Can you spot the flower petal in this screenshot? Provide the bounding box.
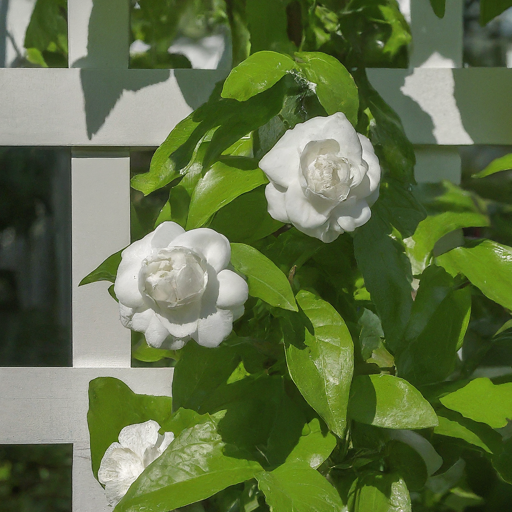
[150,221,186,249]
[156,301,200,339]
[119,304,153,332]
[359,134,381,196]
[118,420,160,460]
[285,179,329,230]
[334,200,371,232]
[115,260,145,308]
[265,183,289,223]
[144,314,176,348]
[194,308,234,348]
[169,228,231,272]
[216,269,249,309]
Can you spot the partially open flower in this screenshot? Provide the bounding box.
[259,113,381,242]
[114,222,248,349]
[98,420,174,506]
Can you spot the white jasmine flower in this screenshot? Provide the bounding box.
[259,113,381,242]
[98,420,174,506]
[114,222,248,349]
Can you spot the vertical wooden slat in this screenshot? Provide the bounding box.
[68,1,132,510]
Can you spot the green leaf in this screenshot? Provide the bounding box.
[79,249,123,286]
[429,0,446,18]
[284,290,354,438]
[494,437,512,484]
[131,109,202,195]
[434,408,502,455]
[354,211,412,352]
[387,440,428,491]
[230,243,297,311]
[172,341,242,412]
[353,473,411,512]
[116,412,263,512]
[210,186,283,243]
[24,0,68,64]
[187,160,267,229]
[246,0,296,55]
[295,52,359,126]
[132,81,286,195]
[439,377,512,428]
[257,463,344,511]
[473,153,512,178]
[132,336,176,363]
[396,265,471,386]
[358,309,394,369]
[348,374,438,429]
[87,377,172,478]
[222,51,296,102]
[437,239,512,311]
[284,417,337,469]
[406,212,489,275]
[480,0,512,25]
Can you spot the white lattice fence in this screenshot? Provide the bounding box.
[0,0,511,511]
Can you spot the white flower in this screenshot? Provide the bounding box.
[114,222,248,349]
[98,420,174,506]
[259,113,381,243]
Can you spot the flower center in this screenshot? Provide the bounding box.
[139,247,208,309]
[304,153,353,201]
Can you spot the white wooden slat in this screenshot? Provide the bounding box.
[0,68,225,146]
[408,0,463,68]
[0,68,510,146]
[0,366,173,512]
[72,152,132,368]
[0,367,173,443]
[68,0,129,68]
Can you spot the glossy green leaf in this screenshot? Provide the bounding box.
[295,52,359,126]
[407,211,489,274]
[285,290,354,438]
[131,111,203,195]
[187,160,267,229]
[116,412,263,512]
[473,153,512,178]
[87,377,172,478]
[222,51,296,101]
[131,336,176,363]
[79,249,123,286]
[284,417,337,469]
[257,463,344,512]
[480,0,512,25]
[172,341,242,412]
[434,409,502,455]
[354,211,413,351]
[396,266,471,386]
[230,243,297,311]
[348,375,438,429]
[439,377,512,428]
[210,186,283,243]
[437,239,512,311]
[354,474,411,512]
[359,309,394,369]
[132,82,285,195]
[429,0,446,18]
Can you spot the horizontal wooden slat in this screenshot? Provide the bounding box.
[0,367,173,444]
[0,68,511,147]
[0,68,226,147]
